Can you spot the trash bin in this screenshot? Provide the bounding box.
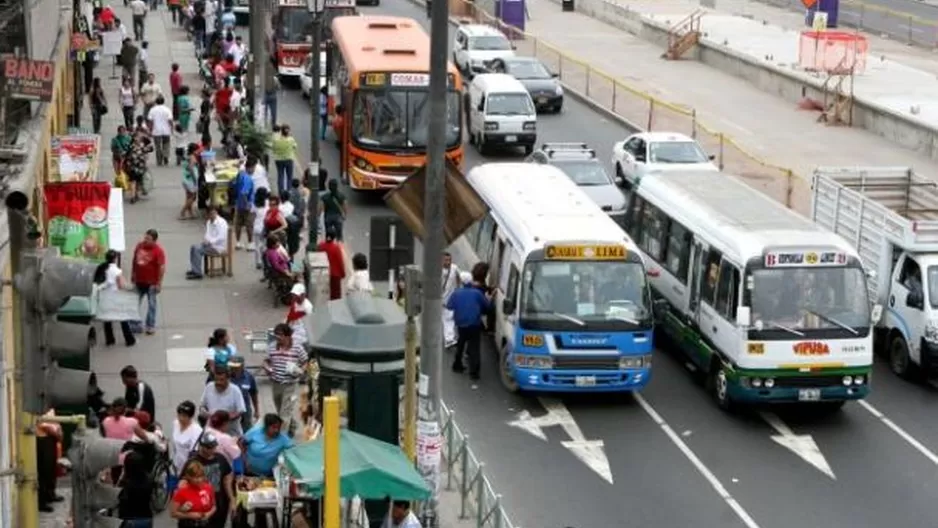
[562,0,574,12]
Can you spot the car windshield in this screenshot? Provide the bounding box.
[506,60,550,79]
[278,8,312,43]
[486,93,534,115]
[520,260,652,331]
[553,160,611,186]
[352,89,462,151]
[749,266,871,338]
[469,35,511,50]
[648,141,709,164]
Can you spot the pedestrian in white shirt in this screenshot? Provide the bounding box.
[147,95,174,166]
[170,401,202,476]
[383,500,422,528]
[285,283,314,347]
[252,188,270,269]
[278,190,295,219]
[346,253,374,295]
[137,41,149,91]
[250,158,270,192]
[187,207,229,280]
[94,250,137,347]
[129,0,148,41]
[441,251,461,348]
[231,35,246,65]
[139,72,163,117]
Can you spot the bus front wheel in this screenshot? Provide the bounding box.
[499,344,520,393]
[708,359,734,412]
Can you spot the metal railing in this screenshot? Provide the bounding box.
[439,401,519,528]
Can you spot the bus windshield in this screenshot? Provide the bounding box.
[352,89,462,151]
[520,260,652,331]
[278,9,312,43]
[748,266,871,339]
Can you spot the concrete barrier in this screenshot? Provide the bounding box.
[542,0,938,162]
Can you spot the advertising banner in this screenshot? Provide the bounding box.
[44,182,111,261]
[51,135,99,182]
[2,57,55,102]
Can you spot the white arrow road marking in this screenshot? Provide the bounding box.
[759,412,836,480]
[507,397,614,484]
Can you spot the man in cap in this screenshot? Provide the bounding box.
[228,356,259,433]
[446,270,493,387]
[285,283,313,347]
[189,432,235,527]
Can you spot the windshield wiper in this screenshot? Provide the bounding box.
[804,310,859,335]
[767,321,805,337]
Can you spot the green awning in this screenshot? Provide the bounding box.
[283,429,431,501]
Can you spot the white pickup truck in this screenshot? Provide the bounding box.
[811,166,938,380]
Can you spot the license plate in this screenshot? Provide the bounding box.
[537,96,547,104]
[798,388,821,402]
[505,135,517,143]
[575,375,596,387]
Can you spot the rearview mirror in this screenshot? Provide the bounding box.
[477,102,484,112]
[511,44,517,50]
[551,72,559,78]
[502,298,516,314]
[614,174,624,185]
[907,290,924,310]
[708,154,716,161]
[866,268,877,281]
[652,298,668,318]
[736,306,752,327]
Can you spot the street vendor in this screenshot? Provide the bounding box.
[238,414,293,478]
[285,283,312,347]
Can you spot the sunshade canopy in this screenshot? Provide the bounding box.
[283,429,430,501]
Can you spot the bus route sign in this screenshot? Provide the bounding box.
[545,244,626,260]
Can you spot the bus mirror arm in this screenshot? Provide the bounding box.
[736,306,752,327]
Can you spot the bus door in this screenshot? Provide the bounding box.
[687,238,707,321]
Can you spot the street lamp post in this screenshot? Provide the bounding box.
[306,0,325,250]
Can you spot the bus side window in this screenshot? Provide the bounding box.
[664,221,691,283]
[624,195,644,240]
[476,213,496,263]
[505,264,521,314]
[498,244,513,292]
[464,217,481,249]
[491,238,505,288]
[638,201,665,261]
[699,249,723,306]
[715,259,740,320]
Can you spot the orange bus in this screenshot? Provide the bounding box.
[330,15,464,190]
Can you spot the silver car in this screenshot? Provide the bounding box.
[526,143,627,226]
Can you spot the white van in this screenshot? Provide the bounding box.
[466,73,537,156]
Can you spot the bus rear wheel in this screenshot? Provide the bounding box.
[499,344,519,393]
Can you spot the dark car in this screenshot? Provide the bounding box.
[488,57,563,113]
[526,143,627,226]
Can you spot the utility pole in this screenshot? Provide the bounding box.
[417,0,450,522]
[306,0,324,249]
[247,0,262,122]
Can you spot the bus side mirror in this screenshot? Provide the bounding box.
[871,304,883,325]
[652,298,668,318]
[736,306,752,327]
[866,268,877,281]
[502,299,515,314]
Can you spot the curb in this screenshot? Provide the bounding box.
[403,0,643,134]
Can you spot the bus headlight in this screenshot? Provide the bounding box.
[751,378,763,388]
[514,355,553,369]
[853,375,865,385]
[484,122,498,131]
[764,378,775,388]
[619,355,652,369]
[842,375,853,386]
[353,157,375,173]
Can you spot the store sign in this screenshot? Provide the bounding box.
[764,250,847,268]
[2,57,54,102]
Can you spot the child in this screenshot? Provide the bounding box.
[174,123,188,166]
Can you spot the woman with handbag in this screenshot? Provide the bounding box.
[90,77,109,134]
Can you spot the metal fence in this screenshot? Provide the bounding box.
[439,401,518,528]
[455,0,806,211]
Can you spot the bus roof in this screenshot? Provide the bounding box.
[331,15,460,76]
[466,163,637,256]
[636,170,856,259]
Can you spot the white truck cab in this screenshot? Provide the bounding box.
[809,167,938,380]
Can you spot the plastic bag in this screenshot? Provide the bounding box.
[114,171,129,190]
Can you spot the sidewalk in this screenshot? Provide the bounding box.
[38,4,476,527]
[494,0,938,212]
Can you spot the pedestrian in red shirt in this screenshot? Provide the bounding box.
[131,229,166,335]
[169,63,183,120]
[170,459,216,525]
[318,228,346,300]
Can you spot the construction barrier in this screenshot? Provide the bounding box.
[456,1,806,210]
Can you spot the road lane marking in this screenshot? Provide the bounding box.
[634,394,762,528]
[507,398,614,484]
[759,412,836,479]
[858,400,938,466]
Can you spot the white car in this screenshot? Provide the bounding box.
[452,23,515,77]
[611,132,719,190]
[300,52,328,98]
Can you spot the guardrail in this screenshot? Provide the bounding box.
[439,401,518,528]
[453,0,802,209]
[756,0,938,48]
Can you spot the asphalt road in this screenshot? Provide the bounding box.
[276,1,938,526]
[758,0,938,47]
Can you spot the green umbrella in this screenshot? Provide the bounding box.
[283,429,431,501]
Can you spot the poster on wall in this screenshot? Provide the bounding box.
[2,57,55,102]
[51,135,99,182]
[44,182,111,262]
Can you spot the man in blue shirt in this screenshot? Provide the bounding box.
[446,271,492,383]
[238,414,294,477]
[228,357,258,433]
[231,161,255,250]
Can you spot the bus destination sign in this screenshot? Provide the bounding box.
[362,72,456,87]
[545,244,626,260]
[764,251,847,268]
[391,73,430,86]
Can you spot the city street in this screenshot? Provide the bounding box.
[275,1,938,527]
